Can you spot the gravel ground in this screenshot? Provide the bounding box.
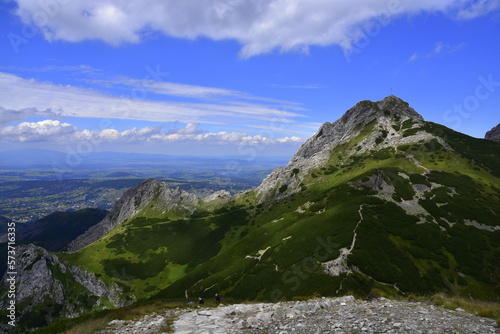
[101,296,499,334]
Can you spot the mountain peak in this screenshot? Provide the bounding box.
[339,95,423,125]
[381,94,408,104]
[296,96,423,159]
[255,96,426,202]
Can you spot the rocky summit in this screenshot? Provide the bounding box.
[485,123,500,142]
[101,296,499,334]
[253,95,427,203]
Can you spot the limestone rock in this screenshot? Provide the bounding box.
[200,190,232,208]
[253,95,426,203]
[101,296,499,334]
[0,244,128,333]
[485,123,500,142]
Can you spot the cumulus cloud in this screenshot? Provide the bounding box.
[0,120,76,142]
[74,126,163,143]
[0,120,304,147]
[149,130,303,145]
[12,0,497,57]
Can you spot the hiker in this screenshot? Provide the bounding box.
[198,297,204,305]
[215,293,221,305]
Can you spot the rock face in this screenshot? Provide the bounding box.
[0,244,127,333]
[200,190,234,211]
[66,179,198,252]
[101,296,500,334]
[254,95,427,203]
[294,95,423,162]
[485,123,500,142]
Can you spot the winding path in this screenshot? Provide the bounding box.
[321,204,364,277]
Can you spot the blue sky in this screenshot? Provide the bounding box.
[0,0,499,157]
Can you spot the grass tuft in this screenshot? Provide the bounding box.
[431,293,500,325]
[62,318,109,334]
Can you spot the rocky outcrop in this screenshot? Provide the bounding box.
[293,95,423,163]
[0,244,127,333]
[254,95,426,203]
[200,190,233,209]
[485,123,500,142]
[66,179,198,252]
[101,296,499,334]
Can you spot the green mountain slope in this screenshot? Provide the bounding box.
[60,96,499,304]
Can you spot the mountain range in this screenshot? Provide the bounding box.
[2,95,499,333]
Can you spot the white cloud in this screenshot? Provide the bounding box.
[169,123,203,135]
[0,120,76,142]
[406,41,466,62]
[89,76,243,99]
[0,72,307,134]
[431,41,466,55]
[455,0,500,19]
[0,106,64,125]
[406,53,420,63]
[148,130,303,146]
[272,84,327,90]
[0,64,97,75]
[0,120,305,147]
[12,0,496,57]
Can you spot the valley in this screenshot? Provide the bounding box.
[0,156,285,223]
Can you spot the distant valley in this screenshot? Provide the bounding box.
[0,153,288,222]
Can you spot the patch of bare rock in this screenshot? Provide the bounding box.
[102,296,499,334]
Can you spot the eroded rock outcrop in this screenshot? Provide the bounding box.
[0,244,128,333]
[485,123,500,142]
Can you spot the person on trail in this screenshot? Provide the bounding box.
[198,297,204,305]
[215,293,221,305]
